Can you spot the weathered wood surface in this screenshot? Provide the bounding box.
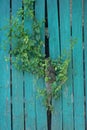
[0,0,86,130]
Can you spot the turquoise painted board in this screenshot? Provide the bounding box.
[84,0,87,129]
[35,79,47,130]
[35,0,47,130]
[0,0,11,130]
[12,0,24,130]
[24,73,36,130]
[59,0,74,130]
[47,0,62,130]
[47,0,60,60]
[24,3,36,130]
[72,0,85,130]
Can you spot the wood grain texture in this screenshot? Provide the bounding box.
[0,0,11,130]
[35,0,47,130]
[47,0,62,130]
[0,1,86,130]
[24,3,36,130]
[47,0,60,60]
[84,0,87,129]
[12,0,24,130]
[59,0,74,130]
[72,0,85,129]
[24,73,36,130]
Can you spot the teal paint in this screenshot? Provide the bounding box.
[12,0,24,130]
[47,0,62,130]
[84,0,87,129]
[35,0,47,130]
[12,69,24,130]
[47,0,60,60]
[35,78,47,130]
[24,73,36,130]
[0,0,11,130]
[24,3,36,129]
[0,0,86,129]
[72,0,85,130]
[59,0,74,130]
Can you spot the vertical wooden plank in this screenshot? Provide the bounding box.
[0,0,11,130]
[47,0,60,60]
[72,0,85,130]
[84,0,87,129]
[59,0,74,130]
[12,0,24,130]
[24,2,36,130]
[35,0,47,130]
[47,0,62,130]
[25,73,36,130]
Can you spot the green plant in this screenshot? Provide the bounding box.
[3,0,75,110]
[38,57,70,109]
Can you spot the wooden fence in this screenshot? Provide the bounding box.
[0,0,87,130]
